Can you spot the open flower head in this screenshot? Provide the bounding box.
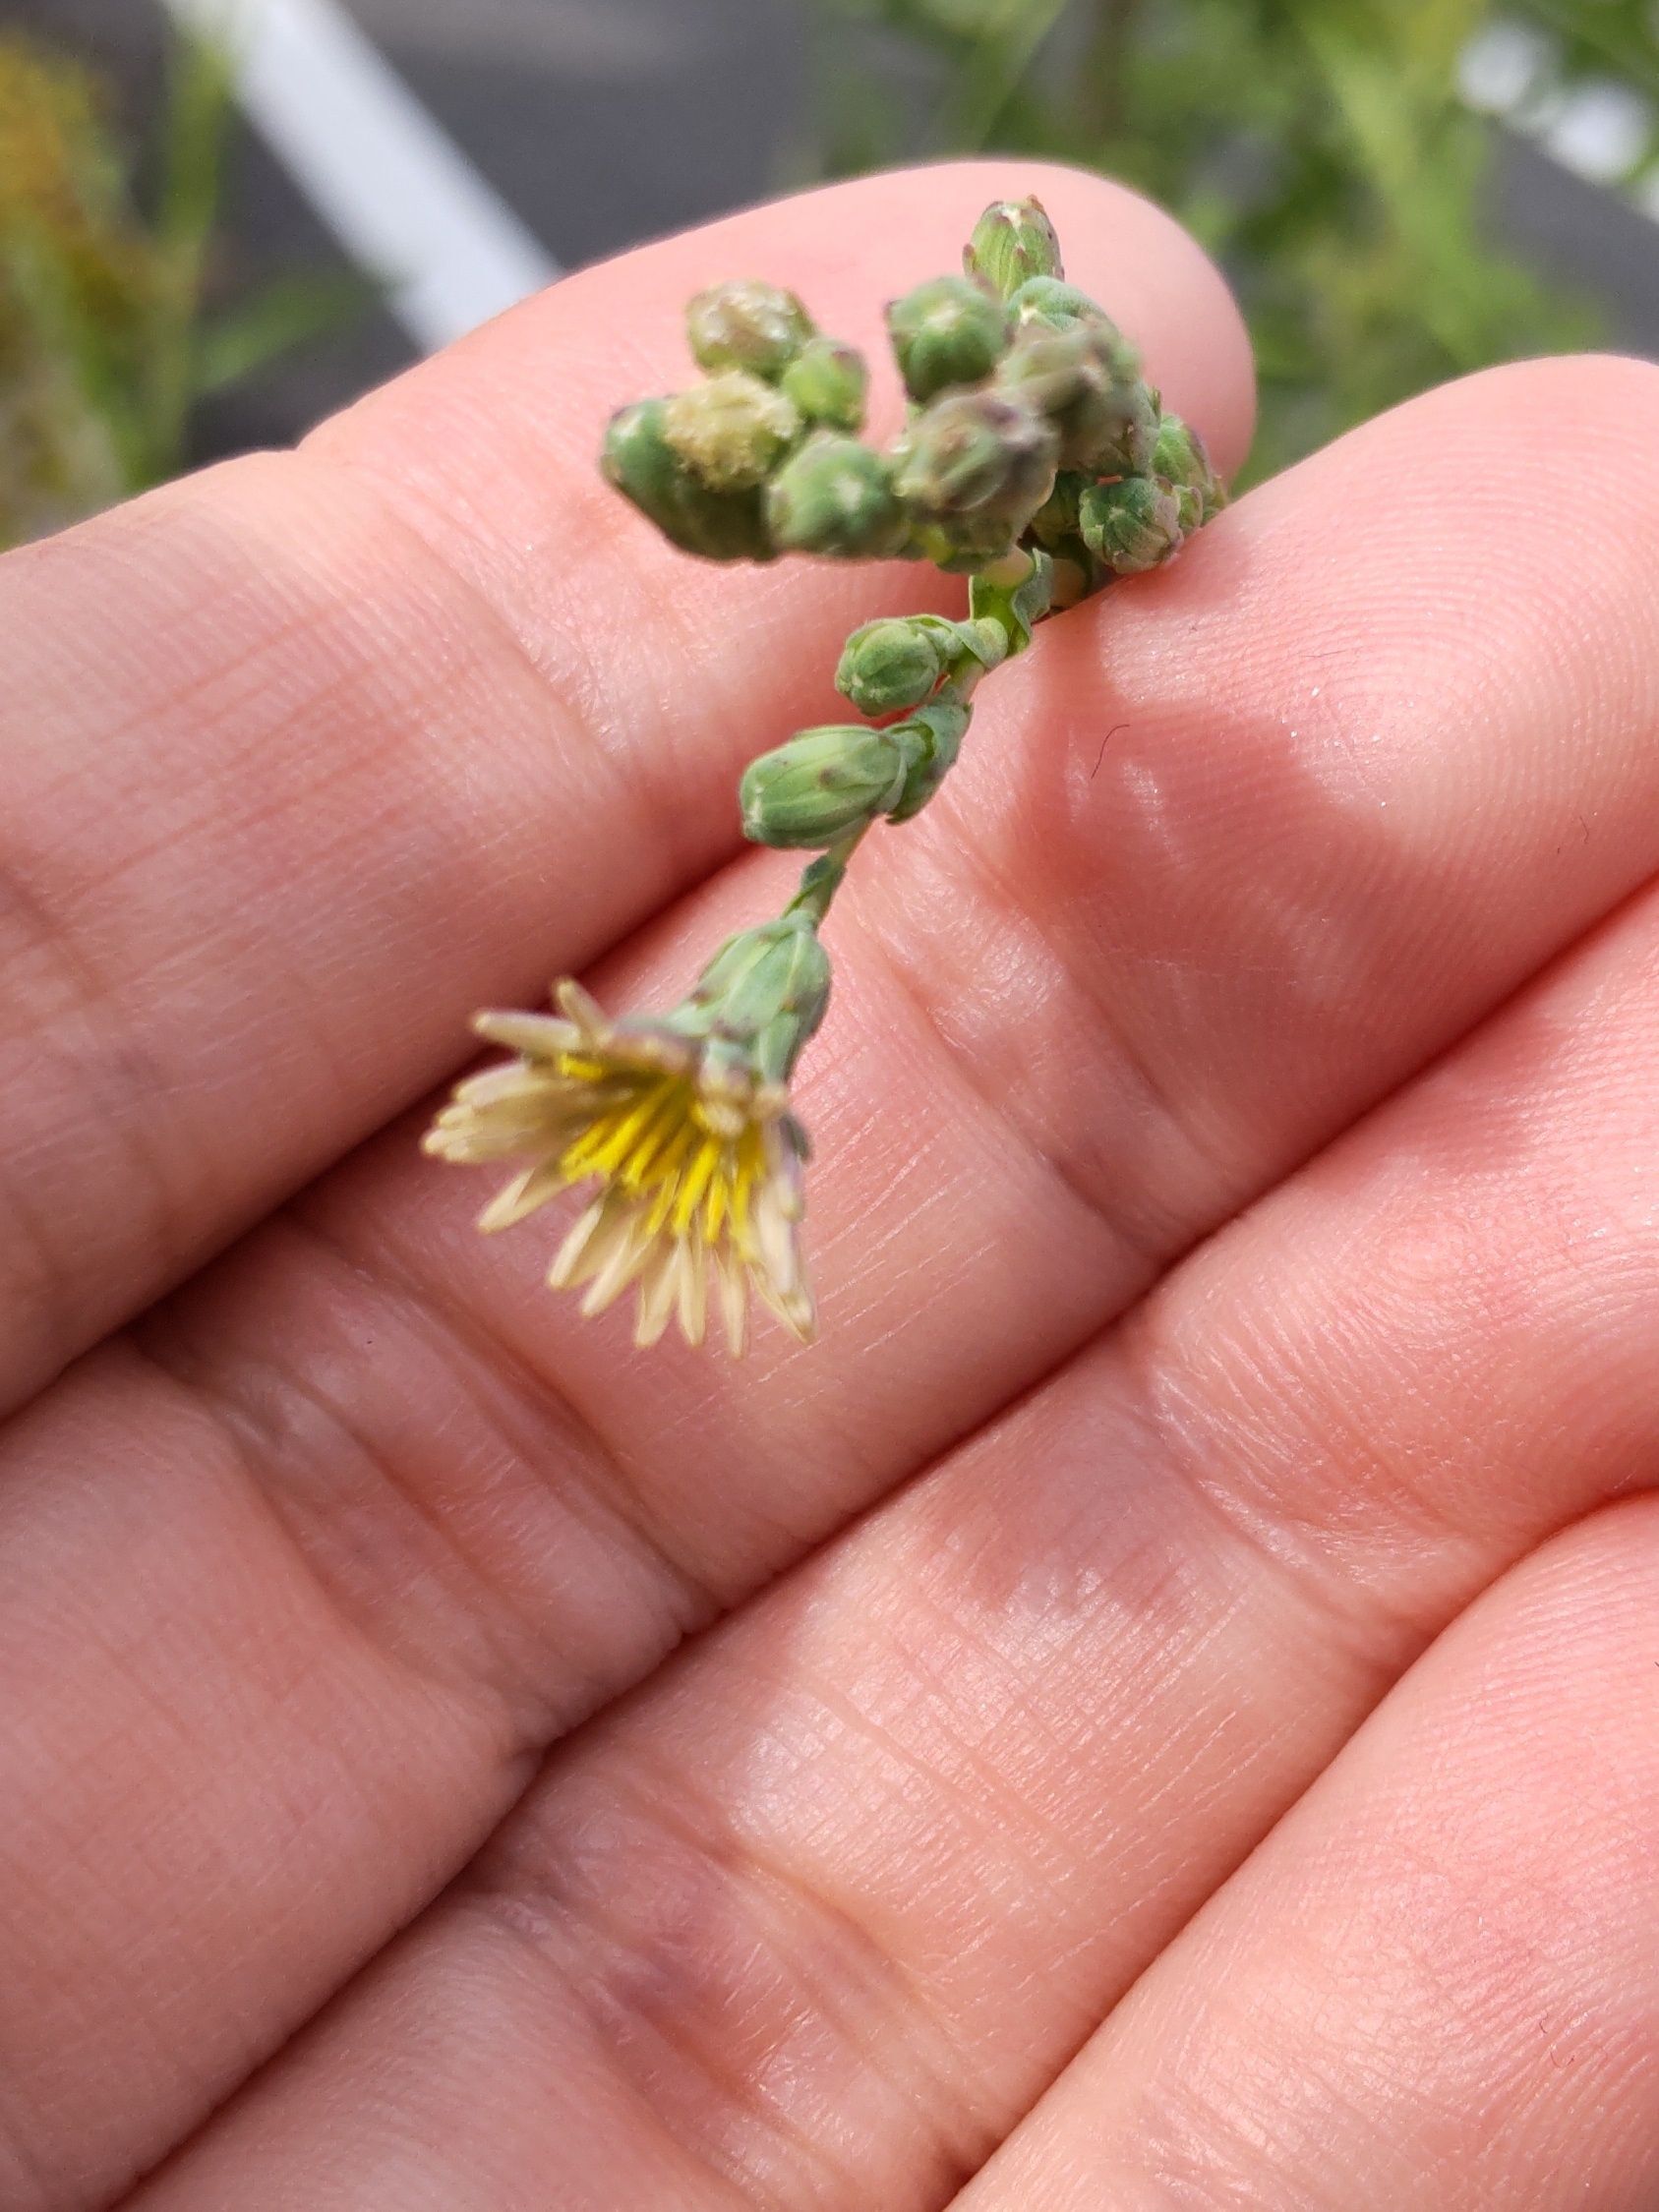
[425,923,830,1354]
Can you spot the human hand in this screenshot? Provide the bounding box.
[3,162,1658,2211]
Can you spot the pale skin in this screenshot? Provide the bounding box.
[3,156,1659,2209]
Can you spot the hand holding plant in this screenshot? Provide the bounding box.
[5,165,1659,2212]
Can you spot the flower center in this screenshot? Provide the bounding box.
[556,1069,767,1250]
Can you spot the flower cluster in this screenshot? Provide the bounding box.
[600,197,1222,595]
[428,197,1225,1353]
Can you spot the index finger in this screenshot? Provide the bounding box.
[0,159,1252,1415]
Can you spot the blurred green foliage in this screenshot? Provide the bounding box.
[804,0,1656,480]
[0,28,366,549]
[1526,0,1659,97]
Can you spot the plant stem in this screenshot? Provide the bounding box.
[788,823,871,929]
[144,31,234,481]
[930,0,1071,154]
[1082,0,1145,137]
[782,547,1053,932]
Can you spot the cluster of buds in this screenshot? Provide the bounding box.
[602,196,1222,595]
[433,198,1226,1354]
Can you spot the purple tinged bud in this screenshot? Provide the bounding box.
[1079,475,1185,574]
[893,388,1059,534]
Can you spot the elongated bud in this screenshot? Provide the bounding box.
[601,398,775,562]
[894,389,1058,534]
[964,196,1064,299]
[835,614,955,715]
[1153,410,1223,530]
[780,336,868,431]
[740,723,915,847]
[766,433,908,558]
[685,916,833,1082]
[663,371,800,492]
[886,700,973,823]
[1079,475,1184,574]
[887,274,1010,403]
[686,279,814,379]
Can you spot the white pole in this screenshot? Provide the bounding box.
[159,0,562,353]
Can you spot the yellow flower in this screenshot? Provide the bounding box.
[425,980,815,1354]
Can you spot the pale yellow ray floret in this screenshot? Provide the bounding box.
[424,980,814,1355]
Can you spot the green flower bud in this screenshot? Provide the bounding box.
[780,336,868,431]
[1079,475,1185,575]
[893,389,1059,535]
[886,700,973,823]
[1153,410,1224,524]
[997,322,1152,472]
[766,433,908,559]
[740,723,914,848]
[1152,409,1203,485]
[601,397,682,524]
[663,371,800,493]
[1007,275,1130,345]
[600,398,774,562]
[685,279,814,379]
[686,915,833,1082]
[834,614,956,715]
[886,274,1010,403]
[964,196,1064,299]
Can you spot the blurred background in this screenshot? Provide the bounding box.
[2,0,1655,547]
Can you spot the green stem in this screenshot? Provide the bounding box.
[782,547,1055,931]
[929,0,1071,154]
[1082,0,1145,137]
[144,31,235,481]
[787,823,871,929]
